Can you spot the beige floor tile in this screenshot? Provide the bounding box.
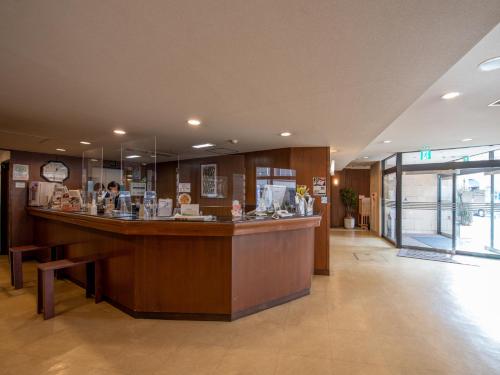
[214,347,278,375]
[275,354,334,375]
[1,230,500,374]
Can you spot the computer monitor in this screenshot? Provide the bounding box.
[262,184,287,210]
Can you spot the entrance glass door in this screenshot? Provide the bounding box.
[383,172,396,243]
[438,175,453,239]
[494,173,500,252]
[455,170,492,255]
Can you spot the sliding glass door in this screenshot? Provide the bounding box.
[494,174,500,252]
[383,172,396,243]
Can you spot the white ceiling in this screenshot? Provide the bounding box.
[1,1,500,168]
[357,22,500,166]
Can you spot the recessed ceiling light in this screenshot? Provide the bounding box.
[461,138,473,142]
[90,158,99,162]
[113,129,126,135]
[80,141,91,145]
[441,92,461,100]
[383,140,392,144]
[478,56,500,72]
[192,143,215,149]
[56,148,66,152]
[363,156,369,159]
[280,132,292,137]
[187,118,202,126]
[125,155,141,159]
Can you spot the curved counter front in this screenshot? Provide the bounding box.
[28,208,321,321]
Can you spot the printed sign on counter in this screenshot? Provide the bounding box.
[180,204,200,216]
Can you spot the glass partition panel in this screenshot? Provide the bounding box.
[82,147,104,193]
[121,137,157,200]
[255,166,296,211]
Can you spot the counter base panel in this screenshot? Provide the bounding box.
[30,209,319,321]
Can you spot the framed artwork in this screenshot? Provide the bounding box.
[12,164,29,181]
[41,161,70,182]
[201,163,217,198]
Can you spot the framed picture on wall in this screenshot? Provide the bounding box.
[201,163,217,198]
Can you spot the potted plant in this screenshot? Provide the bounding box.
[340,188,358,229]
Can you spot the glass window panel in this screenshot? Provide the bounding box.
[273,168,296,177]
[403,145,500,165]
[384,155,396,169]
[256,167,271,177]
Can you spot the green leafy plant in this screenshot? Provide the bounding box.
[340,188,358,218]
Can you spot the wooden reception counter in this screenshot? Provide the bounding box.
[28,208,321,321]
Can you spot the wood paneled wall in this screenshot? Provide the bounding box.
[330,168,370,227]
[8,151,82,247]
[8,147,331,275]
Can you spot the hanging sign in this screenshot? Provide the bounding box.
[420,149,432,161]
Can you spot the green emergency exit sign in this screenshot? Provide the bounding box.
[420,149,431,160]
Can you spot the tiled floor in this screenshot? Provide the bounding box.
[2,230,500,374]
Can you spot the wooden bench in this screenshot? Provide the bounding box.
[37,257,103,320]
[9,245,53,289]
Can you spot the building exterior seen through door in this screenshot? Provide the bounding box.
[382,145,500,258]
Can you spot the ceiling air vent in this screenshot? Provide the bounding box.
[488,99,500,107]
[207,147,238,155]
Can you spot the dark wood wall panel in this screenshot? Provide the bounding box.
[156,155,245,211]
[290,147,331,274]
[9,151,82,247]
[330,168,370,227]
[11,147,331,275]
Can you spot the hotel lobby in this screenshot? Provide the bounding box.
[1,1,500,374]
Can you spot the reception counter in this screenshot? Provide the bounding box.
[28,208,321,321]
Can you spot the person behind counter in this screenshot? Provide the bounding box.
[104,181,120,209]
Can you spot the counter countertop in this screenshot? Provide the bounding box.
[27,207,321,237]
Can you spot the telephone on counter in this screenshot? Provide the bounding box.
[272,210,293,219]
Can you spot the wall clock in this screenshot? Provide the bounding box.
[41,161,70,182]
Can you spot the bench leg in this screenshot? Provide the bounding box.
[42,270,55,320]
[9,250,13,286]
[85,262,95,298]
[94,260,103,303]
[37,268,43,314]
[11,252,23,289]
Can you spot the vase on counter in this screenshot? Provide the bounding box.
[306,196,314,216]
[297,197,306,216]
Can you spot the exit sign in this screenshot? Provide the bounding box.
[420,149,432,160]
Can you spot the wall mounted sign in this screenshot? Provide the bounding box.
[15,182,26,189]
[41,161,69,182]
[313,176,327,196]
[178,182,191,193]
[13,164,29,181]
[201,163,217,198]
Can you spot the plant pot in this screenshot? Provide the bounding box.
[344,217,355,229]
